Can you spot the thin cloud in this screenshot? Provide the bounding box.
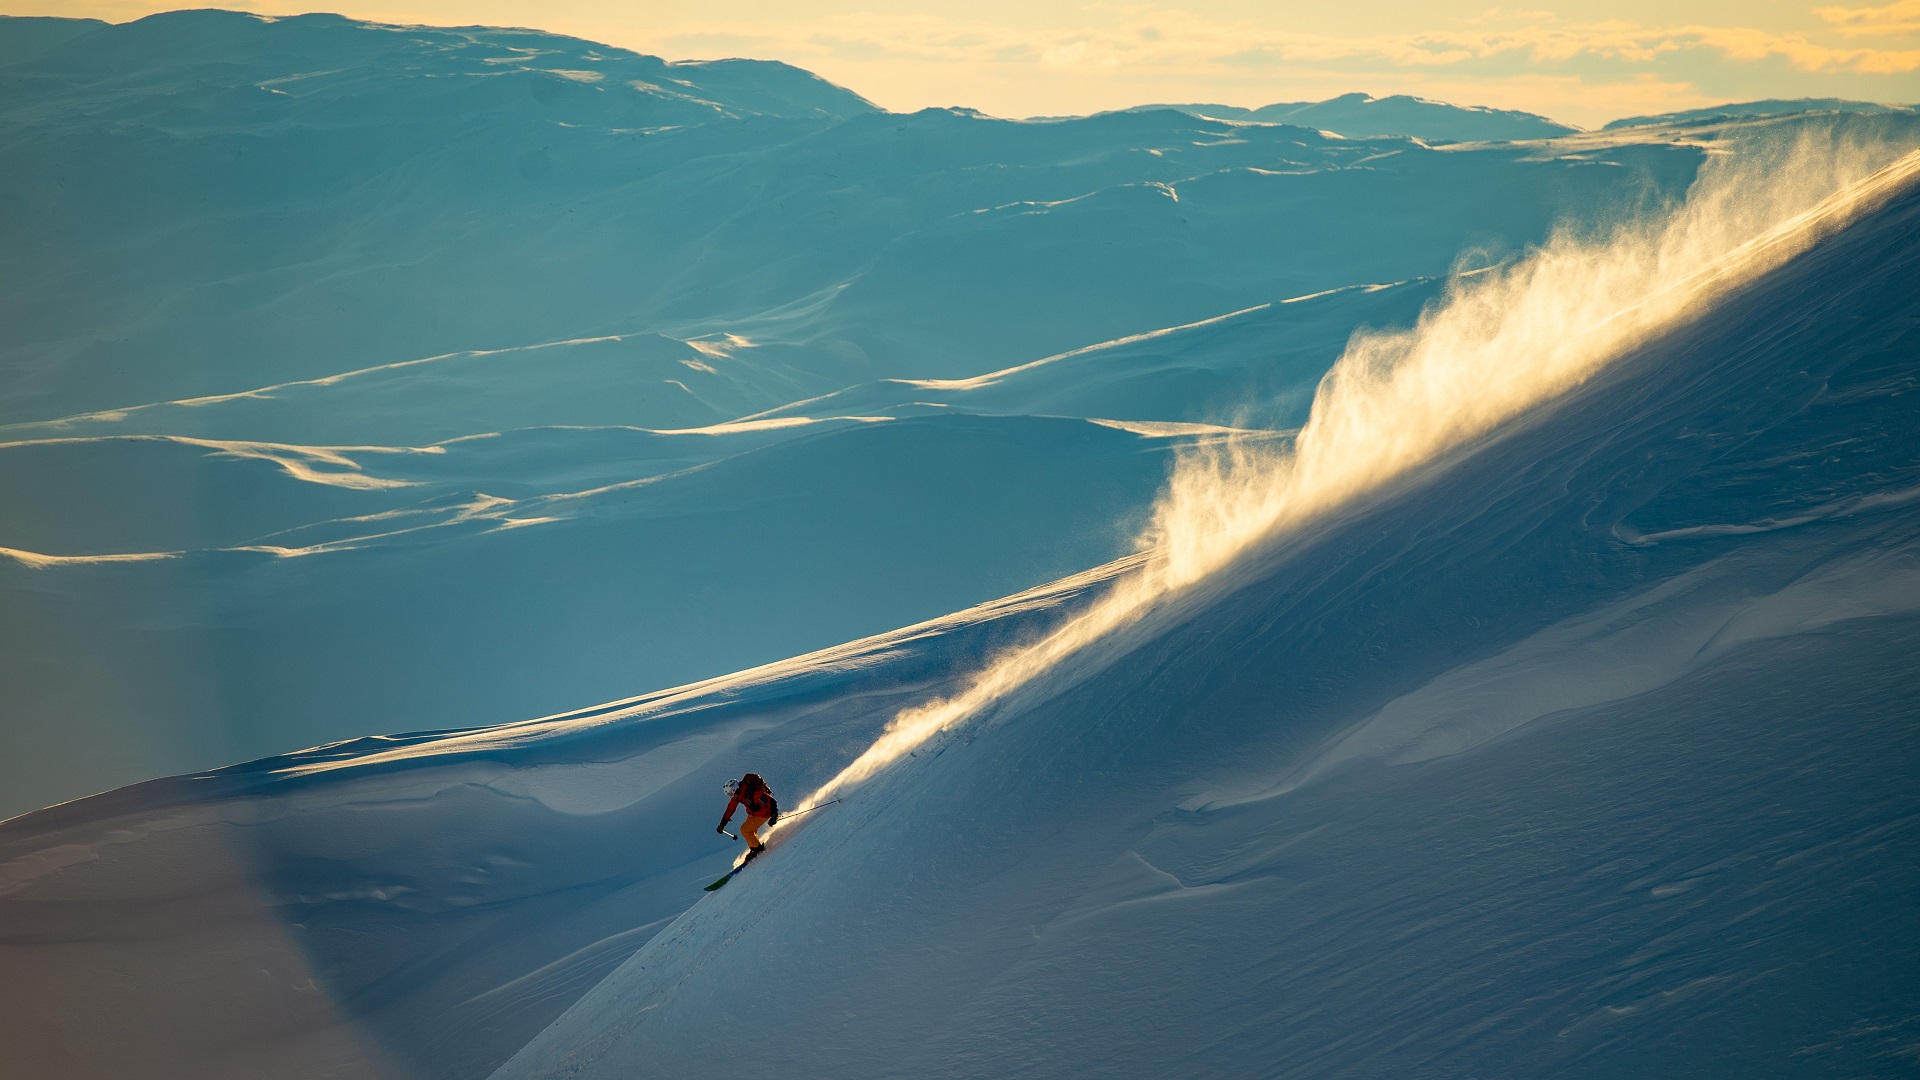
[663,10,1920,77]
[1684,24,1920,72]
[1816,0,1920,37]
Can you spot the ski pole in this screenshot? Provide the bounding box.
[777,798,842,823]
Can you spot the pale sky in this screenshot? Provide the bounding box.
[11,0,1920,128]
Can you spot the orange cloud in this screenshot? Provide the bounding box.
[1815,0,1920,37]
[1686,23,1920,71]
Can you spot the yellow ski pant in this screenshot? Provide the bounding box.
[741,814,769,849]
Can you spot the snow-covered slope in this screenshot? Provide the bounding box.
[1607,97,1919,130]
[2,12,1707,425]
[0,10,870,423]
[1134,92,1578,141]
[0,411,1193,816]
[748,279,1439,431]
[0,563,1132,1080]
[3,137,1917,1080]
[488,149,1920,1080]
[0,14,105,64]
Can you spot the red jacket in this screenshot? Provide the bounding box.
[720,773,776,824]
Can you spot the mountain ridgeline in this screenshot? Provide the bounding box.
[1125,91,1578,141]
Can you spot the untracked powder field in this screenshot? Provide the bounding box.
[3,10,1919,1080]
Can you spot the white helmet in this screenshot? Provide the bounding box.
[723,778,741,797]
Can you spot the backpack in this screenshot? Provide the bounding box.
[741,773,778,820]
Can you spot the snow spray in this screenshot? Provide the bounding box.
[793,134,1920,816]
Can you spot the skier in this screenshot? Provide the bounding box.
[717,773,779,858]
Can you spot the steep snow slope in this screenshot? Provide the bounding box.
[3,148,1916,1080]
[490,158,1920,1078]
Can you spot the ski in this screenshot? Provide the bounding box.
[704,848,761,891]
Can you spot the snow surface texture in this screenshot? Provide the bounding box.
[1,80,1917,1080]
[0,9,1780,816]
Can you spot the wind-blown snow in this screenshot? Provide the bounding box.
[791,136,1920,814]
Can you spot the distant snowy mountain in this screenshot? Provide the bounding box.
[2,136,1916,1080]
[0,14,105,64]
[0,9,874,422]
[0,10,874,123]
[1607,97,1918,130]
[1130,92,1578,141]
[0,30,1666,423]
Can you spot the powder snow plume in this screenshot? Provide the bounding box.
[792,133,1920,816]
